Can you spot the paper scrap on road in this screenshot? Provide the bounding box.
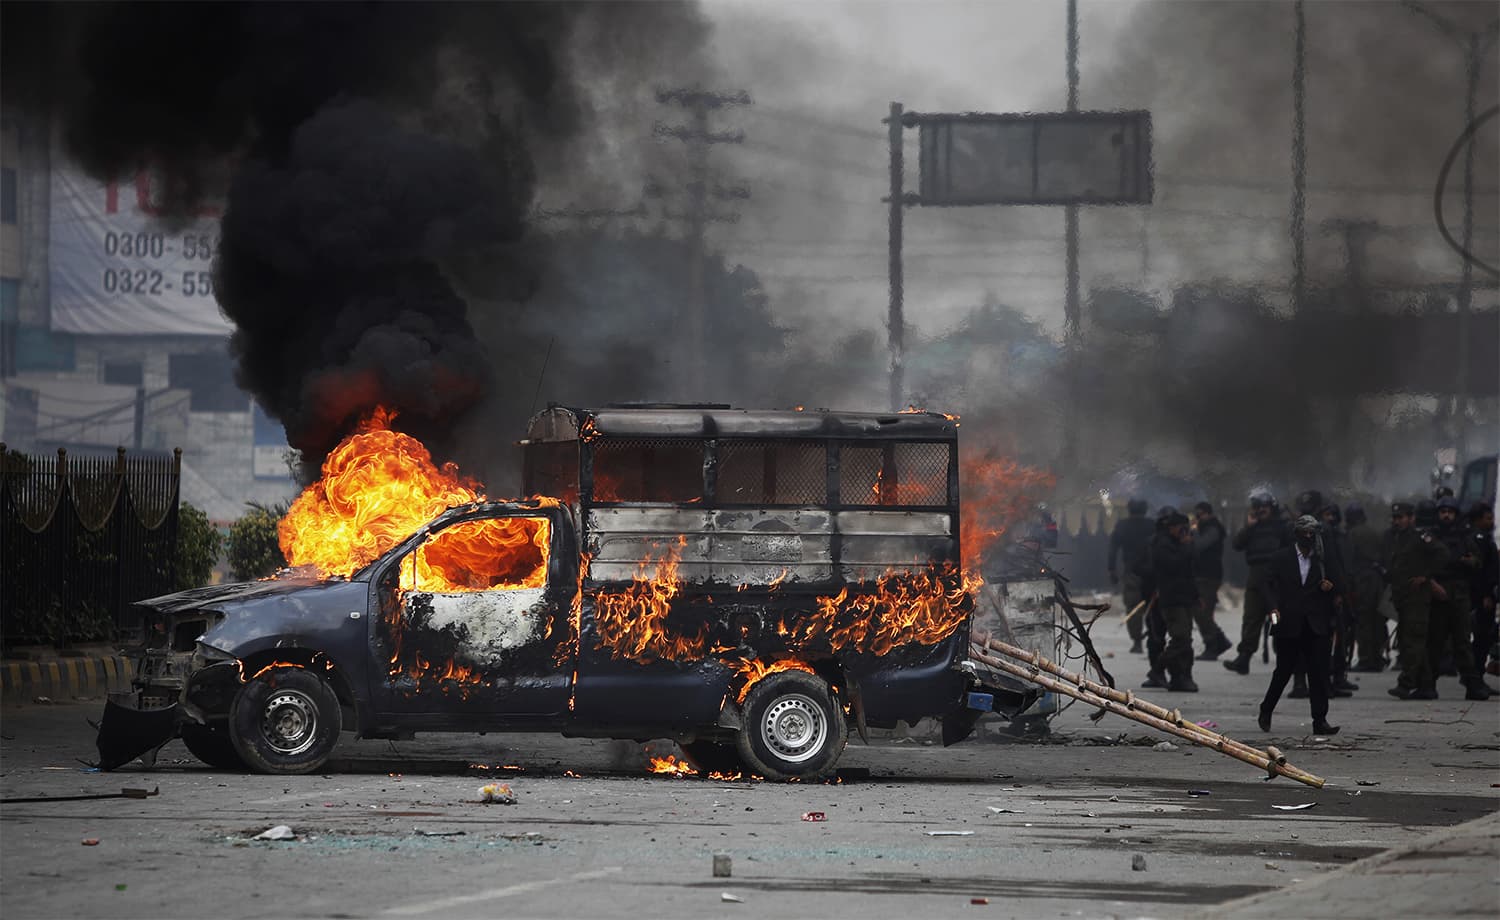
[926,830,975,836]
[986,806,1019,814]
[721,892,744,903]
[253,825,297,840]
[1271,803,1317,811]
[1153,741,1178,752]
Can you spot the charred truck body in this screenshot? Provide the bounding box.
[100,407,1037,779]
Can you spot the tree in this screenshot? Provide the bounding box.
[174,502,222,591]
[227,502,288,581]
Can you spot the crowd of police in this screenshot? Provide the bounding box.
[1107,490,1499,732]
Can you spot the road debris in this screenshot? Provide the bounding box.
[801,811,826,822]
[1264,862,1282,871]
[479,783,516,804]
[713,853,732,877]
[969,897,990,905]
[721,892,744,903]
[986,806,1019,814]
[926,830,975,836]
[1271,803,1317,811]
[1356,780,1380,786]
[81,838,100,846]
[1131,854,1147,871]
[414,829,465,837]
[1153,741,1178,752]
[253,825,297,840]
[1,786,159,804]
[1187,789,1211,796]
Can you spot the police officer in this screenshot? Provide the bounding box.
[1345,503,1388,672]
[1225,492,1291,675]
[1431,497,1494,700]
[1142,506,1198,692]
[1109,498,1154,654]
[1469,503,1499,676]
[1384,501,1449,700]
[1191,502,1234,661]
[1320,503,1359,696]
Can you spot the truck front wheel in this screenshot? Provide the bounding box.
[229,667,342,775]
[735,672,848,780]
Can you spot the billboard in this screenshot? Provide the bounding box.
[49,165,234,336]
[917,111,1152,206]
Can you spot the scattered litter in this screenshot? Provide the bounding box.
[1152,741,1178,752]
[1195,720,1218,729]
[1085,812,1098,818]
[1131,854,1147,871]
[115,884,127,892]
[721,892,744,903]
[926,830,975,836]
[253,825,297,840]
[992,774,1014,780]
[713,853,732,877]
[801,812,826,822]
[986,807,1019,814]
[1264,862,1282,871]
[479,783,516,805]
[1356,780,1379,787]
[81,838,100,846]
[1271,803,1317,811]
[414,829,465,837]
[1108,795,1119,802]
[1187,789,1212,797]
[970,897,990,905]
[32,696,54,705]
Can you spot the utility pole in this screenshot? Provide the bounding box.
[1401,2,1500,447]
[1290,0,1307,312]
[1061,0,1082,467]
[655,88,751,397]
[887,101,906,412]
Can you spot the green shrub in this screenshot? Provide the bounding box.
[175,502,222,590]
[227,502,288,581]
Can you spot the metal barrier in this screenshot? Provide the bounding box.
[1,445,180,646]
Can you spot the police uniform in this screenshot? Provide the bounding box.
[1345,505,1387,671]
[1226,507,1291,672]
[1431,499,1490,699]
[1383,502,1449,698]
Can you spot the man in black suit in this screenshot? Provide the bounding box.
[1258,515,1342,735]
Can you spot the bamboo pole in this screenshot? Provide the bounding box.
[970,635,1324,789]
[1122,598,1151,626]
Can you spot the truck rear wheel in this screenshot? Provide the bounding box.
[735,671,847,780]
[180,722,245,769]
[229,667,342,775]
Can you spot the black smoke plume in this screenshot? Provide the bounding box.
[2,1,713,471]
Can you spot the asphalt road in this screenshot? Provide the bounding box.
[2,616,1497,920]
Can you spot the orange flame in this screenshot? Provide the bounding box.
[593,538,708,662]
[648,755,698,776]
[279,407,483,578]
[960,453,1055,572]
[732,657,815,703]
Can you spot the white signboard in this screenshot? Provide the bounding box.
[49,165,233,336]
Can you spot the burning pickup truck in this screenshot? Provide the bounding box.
[98,405,1039,779]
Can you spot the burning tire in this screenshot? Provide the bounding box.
[229,667,342,775]
[180,722,245,769]
[735,671,847,780]
[680,740,747,776]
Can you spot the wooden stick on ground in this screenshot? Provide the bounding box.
[969,634,1324,789]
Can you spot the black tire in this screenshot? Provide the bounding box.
[734,671,848,780]
[680,740,748,776]
[180,722,245,769]
[229,667,342,775]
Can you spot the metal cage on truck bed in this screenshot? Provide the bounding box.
[522,405,961,590]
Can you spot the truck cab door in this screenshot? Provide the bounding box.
[368,508,575,720]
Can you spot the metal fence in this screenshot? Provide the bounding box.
[1,445,181,647]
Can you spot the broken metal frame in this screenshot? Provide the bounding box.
[970,633,1325,788]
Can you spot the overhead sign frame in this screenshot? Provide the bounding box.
[915,110,1153,207]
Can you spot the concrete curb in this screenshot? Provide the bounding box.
[1205,810,1500,918]
[0,656,136,702]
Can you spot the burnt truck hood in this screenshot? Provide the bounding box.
[136,578,370,658]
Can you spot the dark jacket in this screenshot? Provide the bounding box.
[1434,522,1479,597]
[1470,528,1499,606]
[1381,526,1449,595]
[1147,531,1199,608]
[1109,514,1154,577]
[1193,516,1226,582]
[1233,517,1291,570]
[1264,545,1342,638]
